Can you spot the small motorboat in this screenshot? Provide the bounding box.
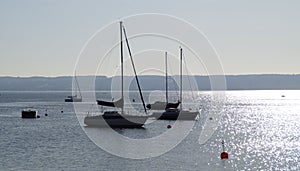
[22,109,38,118]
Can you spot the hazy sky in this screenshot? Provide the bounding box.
[0,0,299,76]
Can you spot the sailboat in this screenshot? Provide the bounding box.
[65,73,82,102]
[84,21,148,128]
[146,52,180,110]
[152,47,199,120]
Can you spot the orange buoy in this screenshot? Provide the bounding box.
[220,140,229,159]
[167,124,172,129]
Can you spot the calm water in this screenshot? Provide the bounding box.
[0,90,299,170]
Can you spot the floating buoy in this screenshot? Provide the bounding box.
[221,152,228,159]
[220,140,228,159]
[45,113,48,116]
[37,115,40,118]
[281,95,285,97]
[167,124,172,129]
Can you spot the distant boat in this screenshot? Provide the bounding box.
[152,48,199,120]
[65,95,82,102]
[65,74,82,102]
[146,52,180,110]
[22,109,38,118]
[84,21,148,128]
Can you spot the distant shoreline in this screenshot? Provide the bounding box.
[0,74,299,91]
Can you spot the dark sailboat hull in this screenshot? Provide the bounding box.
[84,111,148,128]
[146,101,180,110]
[152,109,199,120]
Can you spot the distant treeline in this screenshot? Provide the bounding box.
[0,74,299,91]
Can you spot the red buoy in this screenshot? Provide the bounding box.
[220,140,229,159]
[167,124,172,129]
[221,152,228,159]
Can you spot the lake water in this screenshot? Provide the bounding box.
[0,90,299,170]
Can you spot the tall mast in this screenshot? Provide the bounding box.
[165,51,168,104]
[75,71,82,98]
[180,47,183,110]
[120,21,124,114]
[123,25,147,114]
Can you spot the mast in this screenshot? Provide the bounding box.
[122,25,147,114]
[120,21,124,114]
[75,71,82,98]
[180,47,183,110]
[165,51,168,104]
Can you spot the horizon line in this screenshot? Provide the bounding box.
[1,73,300,78]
